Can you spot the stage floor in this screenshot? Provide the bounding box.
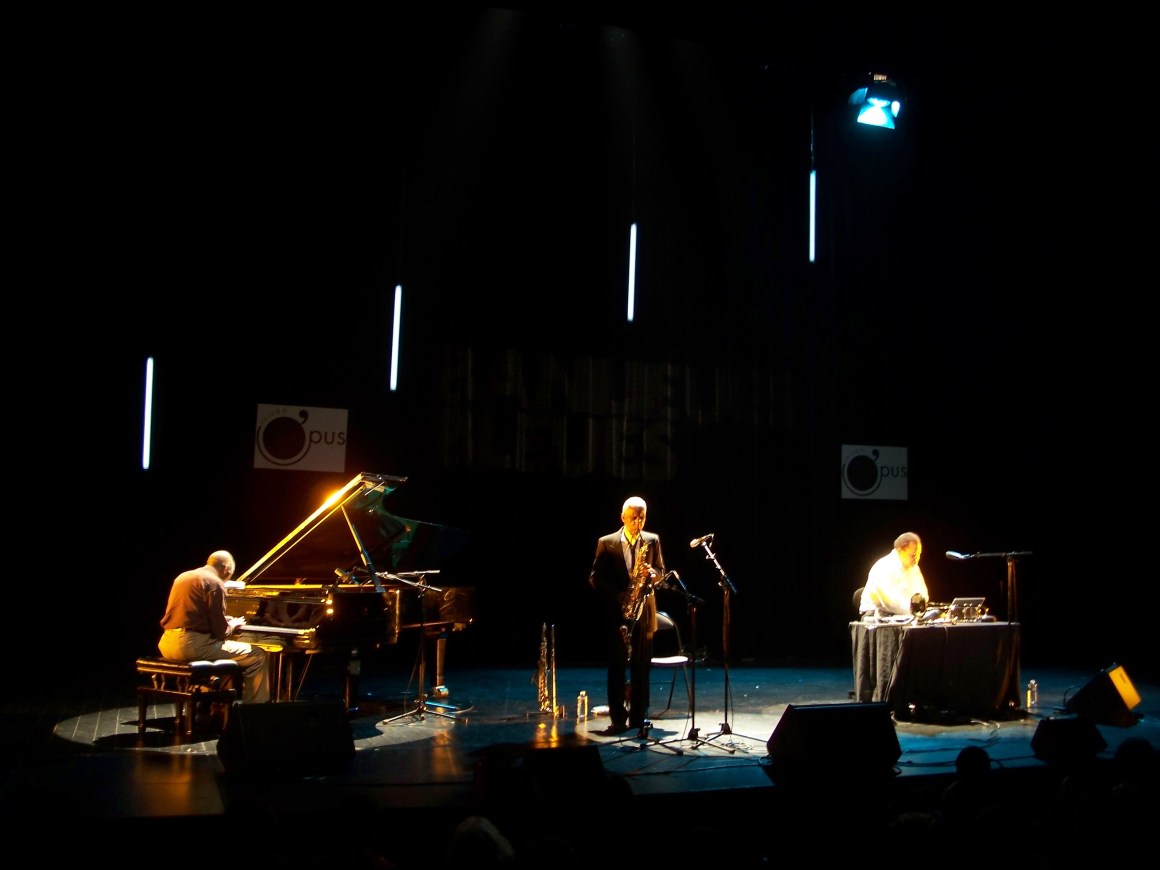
[3,658,1156,865]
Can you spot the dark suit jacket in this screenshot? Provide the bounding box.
[589,530,665,633]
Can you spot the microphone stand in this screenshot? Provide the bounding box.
[696,539,762,751]
[945,549,1032,714]
[946,550,1031,623]
[381,574,459,724]
[649,574,731,755]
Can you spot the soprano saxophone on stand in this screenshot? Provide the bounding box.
[533,622,559,716]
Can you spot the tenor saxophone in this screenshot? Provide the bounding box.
[620,538,651,659]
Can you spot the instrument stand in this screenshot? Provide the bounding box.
[527,623,560,719]
[608,687,684,757]
[696,540,763,752]
[381,579,459,724]
[612,727,685,755]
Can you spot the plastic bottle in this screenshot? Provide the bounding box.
[1026,679,1038,708]
[576,690,588,720]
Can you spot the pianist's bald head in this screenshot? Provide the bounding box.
[206,550,236,579]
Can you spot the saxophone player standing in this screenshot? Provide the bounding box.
[588,495,666,737]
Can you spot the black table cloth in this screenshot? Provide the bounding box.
[850,620,1021,721]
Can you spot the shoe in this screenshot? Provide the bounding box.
[631,720,653,739]
[598,723,630,736]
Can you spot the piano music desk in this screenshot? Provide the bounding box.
[135,657,240,739]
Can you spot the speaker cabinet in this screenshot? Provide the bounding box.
[524,744,608,796]
[474,742,616,805]
[217,700,354,777]
[1032,716,1107,762]
[766,702,900,784]
[1064,663,1141,727]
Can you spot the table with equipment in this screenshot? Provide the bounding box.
[850,619,1022,721]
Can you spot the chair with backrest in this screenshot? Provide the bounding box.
[650,610,691,718]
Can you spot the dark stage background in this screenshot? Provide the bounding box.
[33,6,1152,683]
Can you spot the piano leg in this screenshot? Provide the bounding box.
[346,654,360,712]
[423,628,474,714]
[270,648,284,702]
[251,642,289,702]
[431,629,450,699]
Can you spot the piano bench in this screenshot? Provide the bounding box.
[136,657,241,739]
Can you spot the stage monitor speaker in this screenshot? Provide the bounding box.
[1032,716,1107,762]
[217,700,354,777]
[766,702,900,784]
[1063,663,1141,727]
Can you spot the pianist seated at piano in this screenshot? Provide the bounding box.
[157,550,271,703]
[858,531,931,620]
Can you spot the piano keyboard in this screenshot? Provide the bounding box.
[237,625,311,636]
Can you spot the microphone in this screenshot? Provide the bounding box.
[946,551,969,561]
[689,533,714,548]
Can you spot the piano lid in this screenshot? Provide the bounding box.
[234,472,469,588]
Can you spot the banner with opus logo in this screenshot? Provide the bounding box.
[840,444,908,500]
[254,404,348,472]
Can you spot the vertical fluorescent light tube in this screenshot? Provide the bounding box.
[141,356,154,470]
[809,169,817,263]
[389,284,402,391]
[626,222,638,322]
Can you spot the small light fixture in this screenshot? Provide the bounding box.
[848,72,903,130]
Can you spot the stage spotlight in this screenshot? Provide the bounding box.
[848,72,903,130]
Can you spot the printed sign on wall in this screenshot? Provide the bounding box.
[840,444,908,500]
[254,404,348,472]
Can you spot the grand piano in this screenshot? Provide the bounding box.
[226,472,474,710]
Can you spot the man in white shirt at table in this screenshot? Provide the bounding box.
[859,531,930,618]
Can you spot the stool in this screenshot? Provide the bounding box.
[136,657,240,738]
